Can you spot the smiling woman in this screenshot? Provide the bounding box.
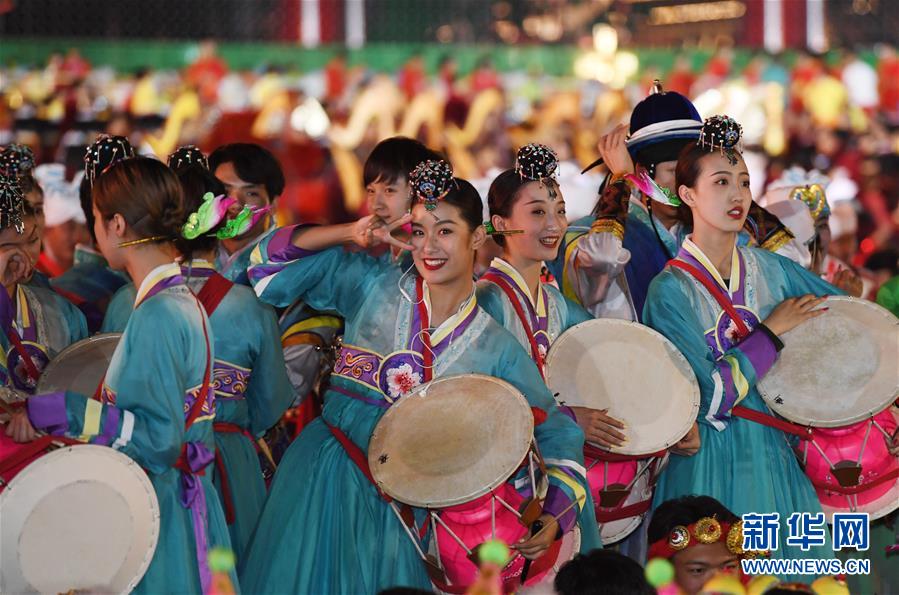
[242,161,591,594]
[0,175,86,394]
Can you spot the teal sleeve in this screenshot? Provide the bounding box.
[246,303,294,436]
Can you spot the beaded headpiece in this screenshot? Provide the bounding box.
[647,517,765,561]
[410,159,454,211]
[698,115,743,166]
[514,144,559,185]
[0,174,27,234]
[167,145,209,172]
[0,144,36,178]
[84,135,136,187]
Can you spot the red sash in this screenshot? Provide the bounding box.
[667,259,812,437]
[481,273,546,377]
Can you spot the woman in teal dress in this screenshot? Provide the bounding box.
[7,158,237,593]
[241,161,589,593]
[176,163,293,564]
[0,176,86,393]
[642,116,837,569]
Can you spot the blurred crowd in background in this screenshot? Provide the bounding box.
[2,40,898,298]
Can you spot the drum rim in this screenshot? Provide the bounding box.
[594,464,654,545]
[545,318,701,455]
[758,296,899,427]
[368,373,534,508]
[820,478,899,523]
[0,444,160,593]
[36,332,123,395]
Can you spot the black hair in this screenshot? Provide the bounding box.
[554,549,654,595]
[648,495,740,544]
[363,136,442,188]
[440,177,484,232]
[79,175,96,243]
[208,143,285,199]
[92,157,186,253]
[177,164,227,255]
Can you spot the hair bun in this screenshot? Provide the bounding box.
[0,144,36,177]
[167,145,209,171]
[409,159,454,211]
[698,116,743,164]
[514,143,559,183]
[85,135,136,186]
[0,174,26,233]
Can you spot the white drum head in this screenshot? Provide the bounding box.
[369,374,534,508]
[545,319,700,455]
[36,333,121,396]
[0,445,159,594]
[758,297,899,427]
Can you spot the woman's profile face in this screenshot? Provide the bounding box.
[680,152,752,235]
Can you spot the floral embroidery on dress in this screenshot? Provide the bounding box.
[385,363,422,399]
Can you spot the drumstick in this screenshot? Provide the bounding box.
[257,438,278,471]
[517,496,587,582]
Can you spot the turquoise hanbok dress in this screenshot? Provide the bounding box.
[642,238,839,569]
[50,246,129,333]
[240,227,590,594]
[101,282,137,333]
[0,283,87,393]
[476,256,601,553]
[216,226,276,285]
[181,260,293,565]
[26,263,238,593]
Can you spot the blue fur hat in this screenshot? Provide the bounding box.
[582,81,702,173]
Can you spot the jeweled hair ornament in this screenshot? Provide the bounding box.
[216,205,271,240]
[698,115,743,166]
[84,135,136,187]
[0,144,36,177]
[181,192,238,240]
[515,143,559,198]
[409,159,454,212]
[647,517,768,561]
[167,145,209,172]
[482,221,524,236]
[0,174,26,234]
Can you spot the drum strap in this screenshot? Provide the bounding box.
[667,259,817,438]
[481,273,545,377]
[183,294,214,431]
[808,467,899,495]
[667,259,750,338]
[323,418,428,539]
[0,287,41,385]
[5,327,41,384]
[323,418,393,503]
[584,442,668,462]
[415,277,434,383]
[595,498,653,523]
[0,434,81,482]
[729,405,811,439]
[212,422,255,525]
[195,272,234,318]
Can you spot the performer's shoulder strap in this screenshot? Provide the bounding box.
[195,273,234,317]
